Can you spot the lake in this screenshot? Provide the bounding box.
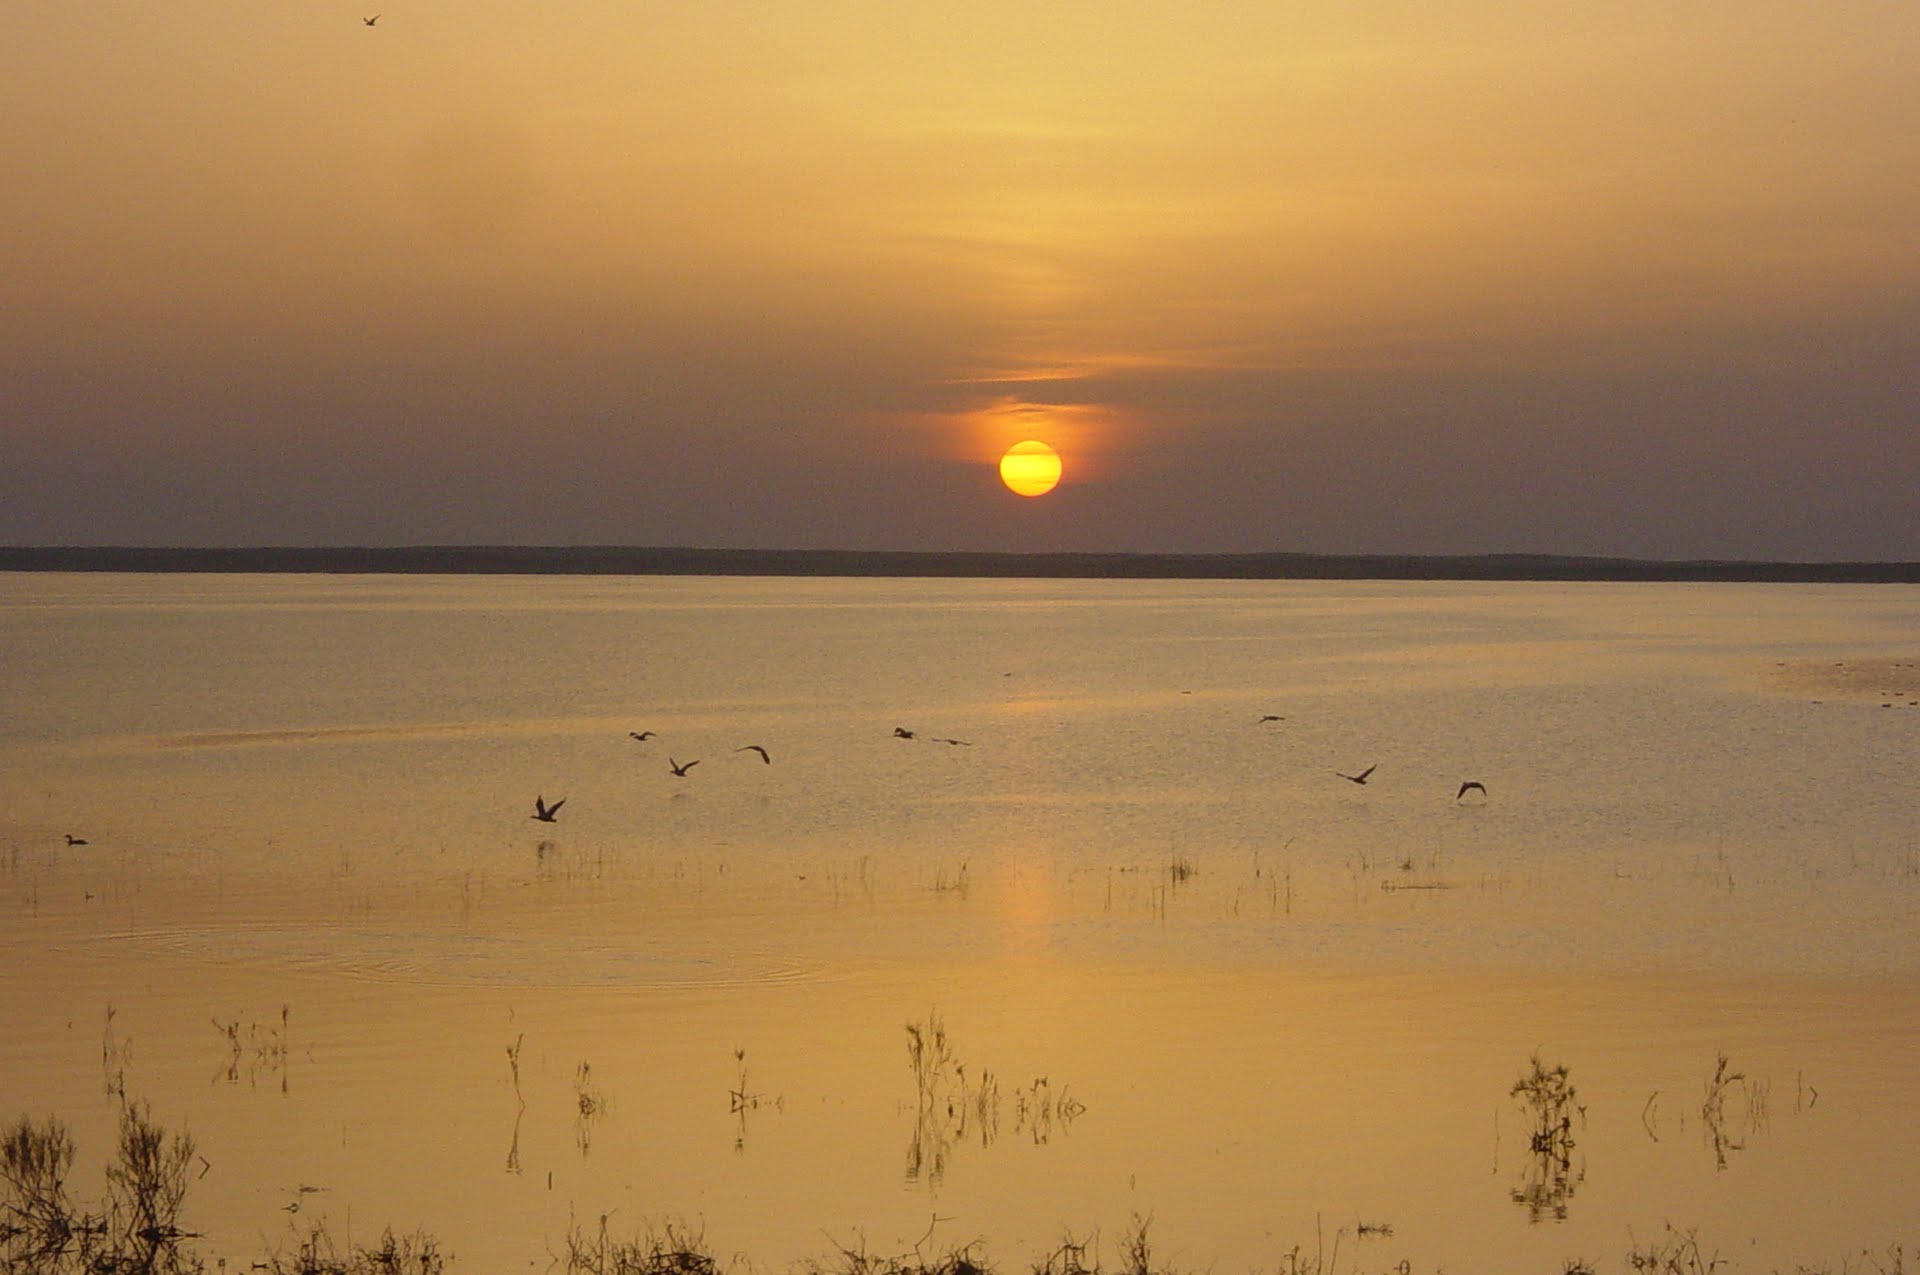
[2,573,1916,1273]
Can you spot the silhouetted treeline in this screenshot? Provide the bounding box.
[4,545,1918,581]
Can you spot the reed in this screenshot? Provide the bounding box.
[2,1101,198,1274]
[811,1233,991,1275]
[102,1003,130,1099]
[4,1125,1911,1275]
[212,1006,291,1088]
[563,1216,718,1275]
[262,1220,448,1275]
[1625,1224,1723,1275]
[934,862,972,896]
[1510,1053,1585,1222]
[106,1099,197,1257]
[1,1113,79,1259]
[1699,1053,1770,1169]
[903,1013,1085,1185]
[576,1060,609,1155]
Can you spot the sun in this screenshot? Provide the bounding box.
[998,440,1063,497]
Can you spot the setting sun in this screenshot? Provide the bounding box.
[999,440,1063,497]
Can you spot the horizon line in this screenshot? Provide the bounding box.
[3,545,1918,583]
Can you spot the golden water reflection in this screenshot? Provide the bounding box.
[5,576,1919,1272]
[5,844,1917,1273]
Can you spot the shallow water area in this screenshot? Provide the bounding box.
[3,574,1918,1273]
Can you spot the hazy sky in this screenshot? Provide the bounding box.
[5,3,1917,557]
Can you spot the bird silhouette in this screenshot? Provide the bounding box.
[1336,764,1377,785]
[669,757,699,777]
[1259,714,1285,723]
[734,745,771,764]
[64,834,89,846]
[363,14,380,25]
[933,737,972,746]
[531,795,565,822]
[628,731,656,742]
[1456,781,1487,800]
[893,727,916,739]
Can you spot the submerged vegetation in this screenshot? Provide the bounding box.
[1,1105,441,1274]
[562,1217,718,1275]
[904,1011,1085,1187]
[2,1105,1910,1275]
[2,1102,198,1274]
[210,1006,290,1091]
[1510,1053,1586,1223]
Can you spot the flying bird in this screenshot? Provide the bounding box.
[734,745,771,764]
[628,731,656,742]
[64,834,89,846]
[1336,764,1377,785]
[669,757,699,777]
[363,14,380,25]
[1259,714,1285,723]
[531,795,565,822]
[893,727,916,739]
[1456,781,1487,801]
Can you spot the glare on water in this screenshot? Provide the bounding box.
[2,574,1917,1272]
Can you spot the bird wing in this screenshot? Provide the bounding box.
[1357,765,1377,781]
[547,797,565,816]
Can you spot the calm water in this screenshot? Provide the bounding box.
[2,574,1917,1272]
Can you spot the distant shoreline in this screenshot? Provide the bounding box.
[4,545,1919,582]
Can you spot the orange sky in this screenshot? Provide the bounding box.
[4,3,1917,556]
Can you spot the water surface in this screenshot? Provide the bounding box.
[2,575,1916,1271]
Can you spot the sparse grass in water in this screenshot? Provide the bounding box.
[1510,1053,1585,1221]
[2,1101,199,1274]
[212,1005,291,1089]
[812,1237,992,1275]
[903,1012,1085,1185]
[729,1047,769,1115]
[576,1060,609,1155]
[1,1113,79,1260]
[1626,1224,1723,1275]
[101,1004,130,1100]
[934,862,971,896]
[107,1099,197,1258]
[261,1219,448,1275]
[1699,1052,1770,1169]
[1513,1053,1581,1159]
[563,1216,719,1275]
[5,1123,1911,1275]
[4,1108,444,1275]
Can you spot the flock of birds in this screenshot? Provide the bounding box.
[1336,763,1485,801]
[531,732,778,824]
[48,706,1482,844]
[523,716,1488,825]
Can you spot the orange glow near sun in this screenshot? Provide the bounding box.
[999,440,1063,497]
